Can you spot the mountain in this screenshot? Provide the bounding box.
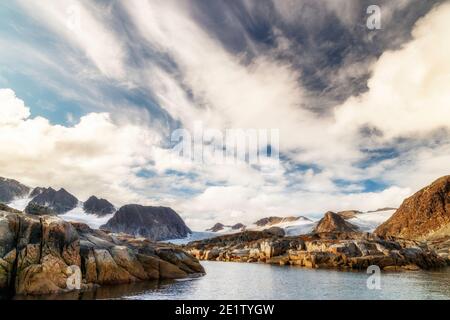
[206,222,246,233]
[101,204,191,241]
[255,216,311,227]
[376,176,450,240]
[231,223,246,230]
[368,207,397,213]
[206,223,225,232]
[337,210,362,220]
[0,177,30,203]
[83,196,115,216]
[314,211,359,233]
[29,187,46,198]
[28,187,79,214]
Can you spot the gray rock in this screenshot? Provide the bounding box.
[101,204,191,241]
[83,196,115,216]
[27,187,78,214]
[263,226,286,237]
[24,203,57,216]
[0,177,30,203]
[206,223,225,232]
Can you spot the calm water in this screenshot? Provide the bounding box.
[11,262,450,300]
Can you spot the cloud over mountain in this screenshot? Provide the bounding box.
[0,1,449,229]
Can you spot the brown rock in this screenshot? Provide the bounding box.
[375,176,450,240]
[0,211,204,296]
[158,260,188,279]
[314,212,359,233]
[93,249,136,285]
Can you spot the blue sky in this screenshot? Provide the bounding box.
[0,0,449,229]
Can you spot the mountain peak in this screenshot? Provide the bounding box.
[314,211,359,233]
[0,177,30,203]
[83,195,115,216]
[375,175,450,240]
[28,187,78,214]
[101,204,191,241]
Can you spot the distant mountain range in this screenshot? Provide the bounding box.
[203,209,395,239]
[0,176,191,241]
[2,175,450,248]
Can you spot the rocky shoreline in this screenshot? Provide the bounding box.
[0,208,204,296]
[186,230,449,271]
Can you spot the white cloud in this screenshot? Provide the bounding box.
[333,3,450,140]
[179,184,411,230]
[17,0,126,79]
[0,88,159,205]
[1,1,450,231]
[0,89,30,125]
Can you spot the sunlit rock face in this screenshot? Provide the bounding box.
[376,176,450,240]
[0,210,204,296]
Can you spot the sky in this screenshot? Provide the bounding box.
[0,0,449,230]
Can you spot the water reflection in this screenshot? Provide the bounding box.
[6,262,450,300]
[13,280,173,300]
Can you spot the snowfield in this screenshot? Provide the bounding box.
[347,209,396,232]
[166,209,397,244]
[59,205,115,229]
[7,195,396,242]
[7,196,33,211]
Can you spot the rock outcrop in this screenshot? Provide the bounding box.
[186,231,447,270]
[0,204,21,214]
[83,196,115,216]
[0,177,30,203]
[101,205,191,241]
[28,187,79,214]
[375,176,450,240]
[24,203,57,216]
[0,210,204,296]
[314,212,359,233]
